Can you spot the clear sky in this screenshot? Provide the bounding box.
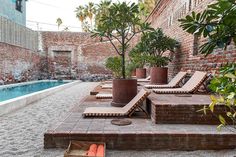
[26,0,137,32]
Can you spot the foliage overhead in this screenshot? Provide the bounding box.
[92,2,151,79]
[138,0,158,20]
[179,0,236,55]
[84,2,96,29]
[95,0,112,29]
[75,5,88,31]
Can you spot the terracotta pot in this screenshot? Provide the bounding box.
[131,69,136,77]
[136,68,146,79]
[111,79,137,107]
[150,67,168,84]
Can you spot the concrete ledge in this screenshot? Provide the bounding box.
[0,80,81,116]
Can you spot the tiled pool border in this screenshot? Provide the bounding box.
[0,80,81,116]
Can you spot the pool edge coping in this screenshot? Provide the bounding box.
[0,80,81,116]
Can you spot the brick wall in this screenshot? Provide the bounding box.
[41,31,117,79]
[146,0,236,78]
[0,42,43,84]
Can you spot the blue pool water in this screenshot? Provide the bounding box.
[0,81,67,102]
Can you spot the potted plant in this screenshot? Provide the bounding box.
[141,28,178,84]
[129,43,148,78]
[92,2,150,106]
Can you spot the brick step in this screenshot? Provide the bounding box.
[44,124,236,150]
[147,93,228,124]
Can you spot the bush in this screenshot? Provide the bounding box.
[202,63,236,130]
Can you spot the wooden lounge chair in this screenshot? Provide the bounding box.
[144,72,187,89]
[101,84,112,89]
[101,76,150,89]
[96,93,112,99]
[152,71,207,94]
[83,89,151,117]
[137,76,151,82]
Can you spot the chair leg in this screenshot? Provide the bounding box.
[137,106,149,118]
[128,109,135,117]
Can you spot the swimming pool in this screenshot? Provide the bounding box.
[0,81,66,102]
[0,80,80,116]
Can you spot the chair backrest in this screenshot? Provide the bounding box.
[168,71,187,87]
[182,71,207,92]
[146,76,151,80]
[122,88,151,115]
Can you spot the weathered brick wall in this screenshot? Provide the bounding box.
[41,31,117,79]
[0,42,43,84]
[146,0,236,78]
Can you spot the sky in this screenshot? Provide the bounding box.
[26,0,137,32]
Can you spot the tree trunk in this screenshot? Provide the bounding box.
[122,53,125,79]
[121,35,126,79]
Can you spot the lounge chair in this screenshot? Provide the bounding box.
[102,76,151,85]
[152,71,207,94]
[101,84,112,89]
[137,76,151,82]
[83,89,151,117]
[144,72,187,89]
[96,93,112,99]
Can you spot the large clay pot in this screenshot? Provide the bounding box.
[131,69,136,77]
[111,79,137,107]
[136,68,146,79]
[150,67,168,84]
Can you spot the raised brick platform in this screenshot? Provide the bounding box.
[44,92,236,150]
[148,93,230,124]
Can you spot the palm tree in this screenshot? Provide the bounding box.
[95,0,111,28]
[138,0,157,20]
[56,18,63,30]
[84,2,95,29]
[75,5,87,31]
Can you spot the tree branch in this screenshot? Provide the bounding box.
[106,36,122,55]
[125,30,142,45]
[111,34,122,45]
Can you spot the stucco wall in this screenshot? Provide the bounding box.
[0,0,26,26]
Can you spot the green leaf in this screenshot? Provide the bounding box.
[225,73,236,79]
[227,92,235,99]
[226,112,232,117]
[219,115,226,125]
[209,102,215,112]
[217,124,224,131]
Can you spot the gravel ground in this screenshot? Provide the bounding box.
[0,82,236,157]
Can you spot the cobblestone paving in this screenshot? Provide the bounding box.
[0,82,236,157]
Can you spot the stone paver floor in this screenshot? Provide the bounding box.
[0,82,236,157]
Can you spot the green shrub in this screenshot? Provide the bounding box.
[202,63,236,130]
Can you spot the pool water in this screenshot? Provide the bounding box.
[0,81,67,102]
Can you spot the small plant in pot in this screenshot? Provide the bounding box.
[141,28,178,84]
[129,44,148,79]
[92,2,151,106]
